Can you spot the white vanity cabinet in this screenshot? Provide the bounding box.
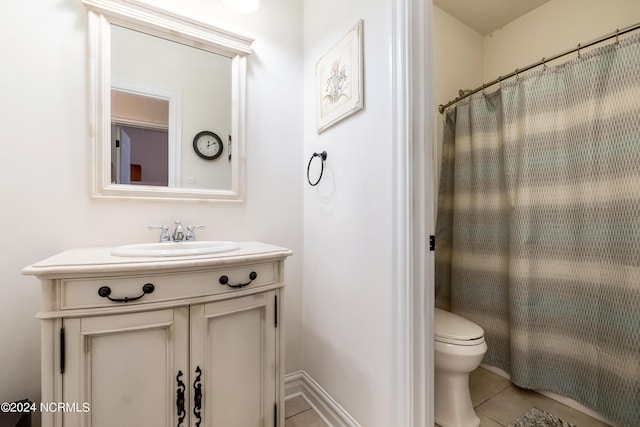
[24,242,292,427]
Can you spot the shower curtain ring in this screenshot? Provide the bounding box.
[615,29,620,44]
[515,68,519,81]
[542,58,547,71]
[577,43,581,58]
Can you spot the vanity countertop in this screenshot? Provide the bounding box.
[23,241,292,279]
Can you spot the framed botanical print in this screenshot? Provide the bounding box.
[316,20,364,133]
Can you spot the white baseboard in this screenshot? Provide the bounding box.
[480,364,618,427]
[285,371,361,427]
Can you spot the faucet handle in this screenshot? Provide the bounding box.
[148,225,171,242]
[186,225,205,241]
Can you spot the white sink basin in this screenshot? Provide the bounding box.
[111,241,240,257]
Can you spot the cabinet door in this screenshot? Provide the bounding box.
[190,291,279,427]
[63,307,190,427]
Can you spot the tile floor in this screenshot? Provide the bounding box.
[285,394,328,426]
[284,367,612,427]
[450,367,611,427]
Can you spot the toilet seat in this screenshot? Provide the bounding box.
[435,308,484,346]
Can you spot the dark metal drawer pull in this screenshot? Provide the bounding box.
[219,271,257,289]
[97,283,155,303]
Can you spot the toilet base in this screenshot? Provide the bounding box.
[434,371,480,427]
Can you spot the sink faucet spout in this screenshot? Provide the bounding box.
[172,220,185,241]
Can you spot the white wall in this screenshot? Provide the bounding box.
[483,0,640,80]
[303,0,394,425]
[0,0,303,420]
[432,6,483,205]
[432,7,483,113]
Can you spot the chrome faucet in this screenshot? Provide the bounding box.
[149,220,205,242]
[172,220,185,241]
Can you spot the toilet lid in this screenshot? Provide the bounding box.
[434,308,484,342]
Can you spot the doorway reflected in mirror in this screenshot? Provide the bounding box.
[111,90,170,186]
[112,125,169,186]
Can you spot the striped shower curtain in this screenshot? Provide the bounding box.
[435,33,640,427]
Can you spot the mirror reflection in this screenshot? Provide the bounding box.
[110,24,233,190]
[111,91,169,185]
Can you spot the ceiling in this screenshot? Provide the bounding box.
[433,0,552,35]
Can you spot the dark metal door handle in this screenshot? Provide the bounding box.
[193,366,202,427]
[176,371,186,427]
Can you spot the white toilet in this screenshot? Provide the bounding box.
[434,308,487,427]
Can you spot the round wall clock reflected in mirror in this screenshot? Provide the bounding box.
[193,131,223,160]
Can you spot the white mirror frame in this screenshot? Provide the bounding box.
[83,0,253,201]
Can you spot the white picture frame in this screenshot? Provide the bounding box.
[316,20,364,133]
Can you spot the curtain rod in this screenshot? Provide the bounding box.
[438,22,640,114]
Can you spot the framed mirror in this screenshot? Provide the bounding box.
[84,0,253,201]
